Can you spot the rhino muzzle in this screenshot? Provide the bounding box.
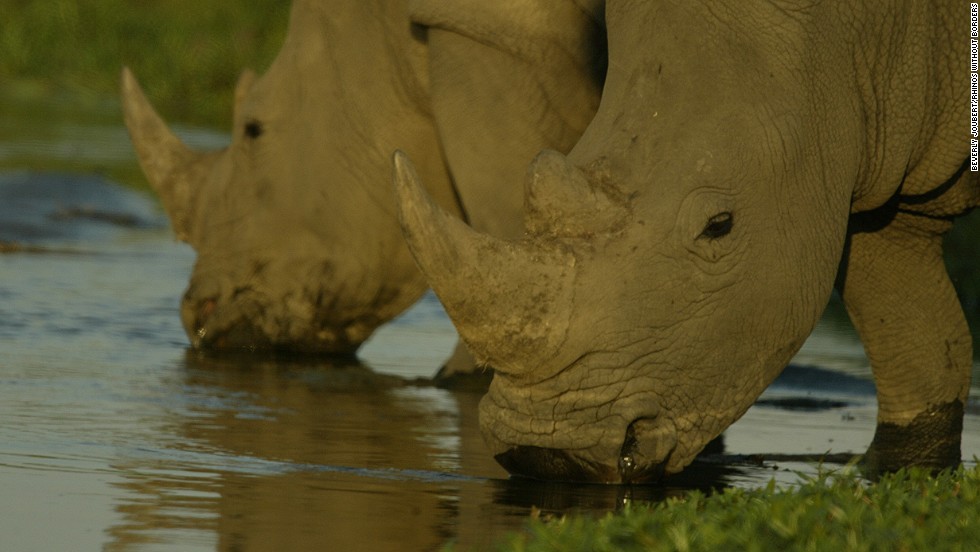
[495,446,617,483]
[494,417,673,484]
[181,293,368,356]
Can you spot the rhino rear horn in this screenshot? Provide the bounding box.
[524,149,630,237]
[392,151,575,375]
[121,67,212,241]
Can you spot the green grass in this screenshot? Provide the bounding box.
[487,465,980,552]
[0,0,289,187]
[0,0,289,128]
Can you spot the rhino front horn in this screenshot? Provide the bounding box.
[121,67,211,241]
[392,151,576,375]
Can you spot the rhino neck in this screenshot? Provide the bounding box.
[282,0,430,112]
[258,0,460,218]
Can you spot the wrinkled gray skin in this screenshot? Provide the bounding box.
[122,0,603,360]
[395,0,978,483]
[412,0,606,375]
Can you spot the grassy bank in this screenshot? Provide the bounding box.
[489,465,980,552]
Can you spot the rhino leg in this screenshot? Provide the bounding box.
[838,204,972,474]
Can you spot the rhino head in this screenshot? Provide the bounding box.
[393,1,871,482]
[123,0,458,355]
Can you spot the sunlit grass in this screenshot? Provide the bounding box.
[1,0,289,127]
[0,0,288,186]
[486,464,980,552]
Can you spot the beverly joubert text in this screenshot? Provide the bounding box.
[971,3,978,170]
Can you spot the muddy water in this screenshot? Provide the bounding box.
[2,163,979,550]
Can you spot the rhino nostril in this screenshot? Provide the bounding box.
[619,420,642,481]
[618,418,671,484]
[198,298,217,321]
[194,298,218,339]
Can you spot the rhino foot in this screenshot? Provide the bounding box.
[862,400,964,477]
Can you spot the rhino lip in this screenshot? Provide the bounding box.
[195,319,271,352]
[494,446,615,483]
[494,441,670,484]
[187,305,365,355]
[493,417,674,484]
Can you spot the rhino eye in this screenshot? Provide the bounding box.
[699,212,733,239]
[244,119,264,139]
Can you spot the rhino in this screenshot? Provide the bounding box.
[122,0,457,355]
[122,0,604,362]
[394,0,979,482]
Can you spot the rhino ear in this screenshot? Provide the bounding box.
[232,69,257,133]
[121,67,212,242]
[524,150,629,238]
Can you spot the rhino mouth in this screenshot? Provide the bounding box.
[494,417,674,484]
[495,446,618,483]
[192,317,273,352]
[182,294,370,356]
[191,320,365,355]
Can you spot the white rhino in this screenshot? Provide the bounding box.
[122,0,604,359]
[395,0,979,482]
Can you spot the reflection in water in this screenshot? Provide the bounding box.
[103,351,857,550]
[107,353,459,550]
